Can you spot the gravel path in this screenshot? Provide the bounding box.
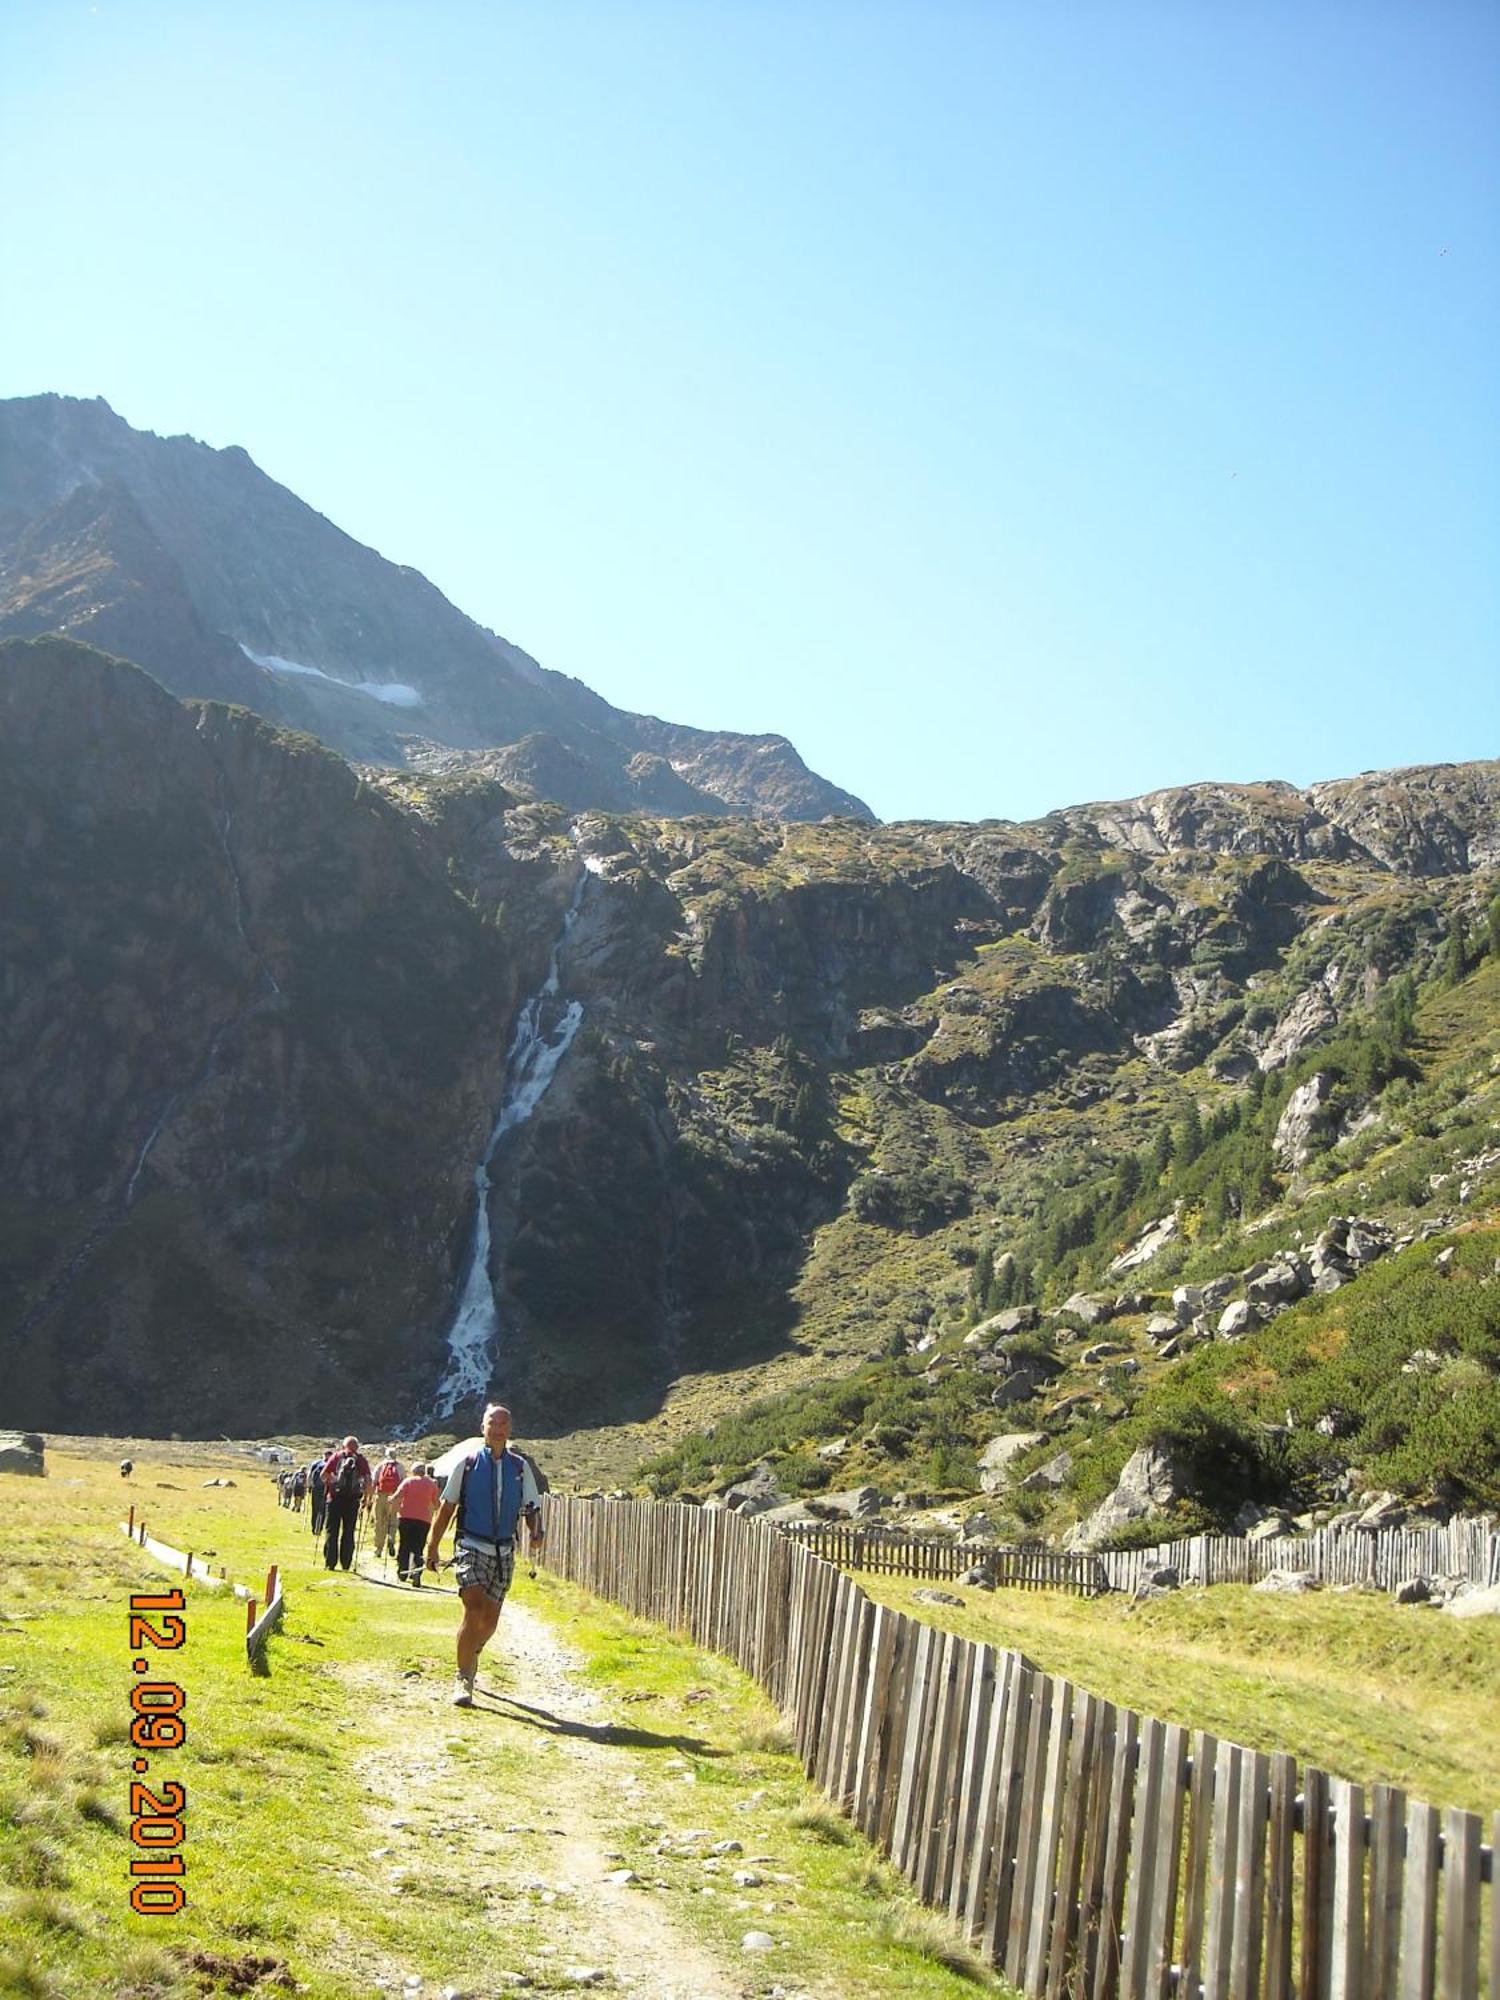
[343,1596,746,1999]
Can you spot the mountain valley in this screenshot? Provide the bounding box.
[4,629,1496,1544]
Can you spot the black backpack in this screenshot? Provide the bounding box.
[515,1448,550,1496]
[332,1452,362,1502]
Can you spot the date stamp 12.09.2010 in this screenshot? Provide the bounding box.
[126,1589,188,1915]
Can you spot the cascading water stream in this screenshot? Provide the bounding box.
[422,873,588,1422]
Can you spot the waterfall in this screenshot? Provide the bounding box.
[423,874,588,1422]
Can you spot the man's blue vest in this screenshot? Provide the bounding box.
[457,1446,525,1546]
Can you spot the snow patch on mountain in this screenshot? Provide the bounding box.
[240,644,422,708]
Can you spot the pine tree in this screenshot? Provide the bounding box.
[1175,1099,1204,1167]
[970,1244,995,1312]
[991,1256,1018,1310]
[1442,911,1469,987]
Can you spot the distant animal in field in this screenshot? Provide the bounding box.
[120,1459,134,1478]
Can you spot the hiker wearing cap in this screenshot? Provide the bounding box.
[371,1447,405,1559]
[322,1436,372,1572]
[393,1462,441,1585]
[425,1403,543,1705]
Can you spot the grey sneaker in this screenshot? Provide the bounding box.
[451,1673,474,1708]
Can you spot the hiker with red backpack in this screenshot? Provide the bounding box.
[425,1402,543,1706]
[371,1448,405,1560]
[322,1436,372,1572]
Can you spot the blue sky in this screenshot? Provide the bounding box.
[2,1,1496,821]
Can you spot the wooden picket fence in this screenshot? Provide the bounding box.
[540,1496,1496,1998]
[783,1520,1108,1595]
[1099,1522,1500,1598]
[781,1516,1500,1602]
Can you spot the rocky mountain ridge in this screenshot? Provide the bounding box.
[0,393,870,821]
[4,633,1496,1458]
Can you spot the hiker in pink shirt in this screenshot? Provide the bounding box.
[393,1463,442,1586]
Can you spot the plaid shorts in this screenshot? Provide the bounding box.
[455,1541,515,1606]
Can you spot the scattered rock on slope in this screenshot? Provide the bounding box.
[1064,1443,1188,1551]
[977,1432,1047,1493]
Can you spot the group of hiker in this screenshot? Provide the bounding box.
[286,1438,438,1578]
[275,1403,545,1707]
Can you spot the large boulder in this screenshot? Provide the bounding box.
[1441,1584,1500,1620]
[1254,1569,1320,1594]
[1170,1285,1203,1325]
[0,1431,45,1476]
[1064,1443,1188,1551]
[1061,1293,1113,1327]
[990,1369,1052,1410]
[808,1484,884,1522]
[719,1463,787,1517]
[977,1432,1047,1493]
[1019,1450,1073,1492]
[1080,1340,1130,1367]
[1344,1219,1394,1268]
[1354,1491,1406,1532]
[1246,1259,1309,1308]
[1217,1299,1258,1339]
[1133,1564,1180,1600]
[1246,1513,1293,1543]
[1108,1212,1179,1276]
[970,1304,1039,1341]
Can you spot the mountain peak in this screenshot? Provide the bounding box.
[0,393,874,823]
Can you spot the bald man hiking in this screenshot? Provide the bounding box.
[426,1402,544,1707]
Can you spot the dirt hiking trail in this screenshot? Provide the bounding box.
[341,1594,756,1999]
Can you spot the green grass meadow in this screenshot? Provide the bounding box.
[856,1571,1500,1816]
[0,1447,1012,1999]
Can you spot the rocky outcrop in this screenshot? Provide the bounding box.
[1309,765,1500,875]
[1273,1072,1338,1167]
[1065,1443,1188,1550]
[0,1431,45,1475]
[1109,1213,1179,1274]
[718,1464,788,1516]
[977,1432,1046,1493]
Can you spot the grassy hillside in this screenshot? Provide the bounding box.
[638,944,1500,1534]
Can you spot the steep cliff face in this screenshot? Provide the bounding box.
[4,635,1496,1438]
[0,637,533,1434]
[402,776,1498,1430]
[0,394,872,821]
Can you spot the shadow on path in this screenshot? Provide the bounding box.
[472,1689,725,1759]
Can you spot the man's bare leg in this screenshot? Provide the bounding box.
[457,1588,500,1681]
